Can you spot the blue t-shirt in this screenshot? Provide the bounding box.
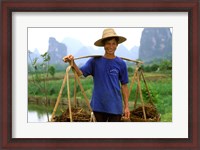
[80,56,129,115]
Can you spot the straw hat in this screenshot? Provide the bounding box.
[94,28,126,47]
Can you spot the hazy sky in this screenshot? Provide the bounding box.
[28,27,144,54]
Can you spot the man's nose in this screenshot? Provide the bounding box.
[109,44,114,49]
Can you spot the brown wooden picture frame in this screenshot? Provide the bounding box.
[1,0,199,149]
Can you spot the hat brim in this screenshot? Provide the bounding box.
[94,36,126,47]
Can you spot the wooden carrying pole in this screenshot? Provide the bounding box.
[74,55,143,64]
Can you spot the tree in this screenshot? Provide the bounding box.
[160,60,172,71]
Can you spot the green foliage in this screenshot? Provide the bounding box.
[128,66,134,74]
[49,87,56,95]
[160,60,172,71]
[161,112,172,122]
[151,64,159,71]
[33,57,38,66]
[144,65,151,72]
[140,58,172,73]
[41,52,50,62]
[141,87,158,104]
[145,78,172,122]
[48,66,55,77]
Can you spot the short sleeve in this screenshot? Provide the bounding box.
[80,58,94,77]
[119,61,129,84]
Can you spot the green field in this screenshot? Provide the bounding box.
[28,69,172,122]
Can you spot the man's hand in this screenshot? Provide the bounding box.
[124,106,130,119]
[63,54,83,76]
[63,55,74,64]
[121,84,130,120]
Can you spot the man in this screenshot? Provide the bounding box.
[63,28,130,122]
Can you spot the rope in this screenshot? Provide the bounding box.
[66,66,73,122]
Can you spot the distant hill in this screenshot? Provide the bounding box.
[47,37,67,64]
[74,46,93,66]
[28,48,43,64]
[129,46,139,60]
[139,28,172,63]
[116,44,138,60]
[62,37,84,55]
[116,44,130,58]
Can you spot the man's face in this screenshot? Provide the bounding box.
[104,38,118,55]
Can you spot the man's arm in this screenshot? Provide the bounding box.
[121,84,130,119]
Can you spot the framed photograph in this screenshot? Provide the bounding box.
[1,0,199,149]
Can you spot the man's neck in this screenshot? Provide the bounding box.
[104,54,116,59]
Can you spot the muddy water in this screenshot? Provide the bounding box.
[28,111,50,122]
[28,103,64,122]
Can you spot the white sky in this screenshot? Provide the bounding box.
[28,28,144,54]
